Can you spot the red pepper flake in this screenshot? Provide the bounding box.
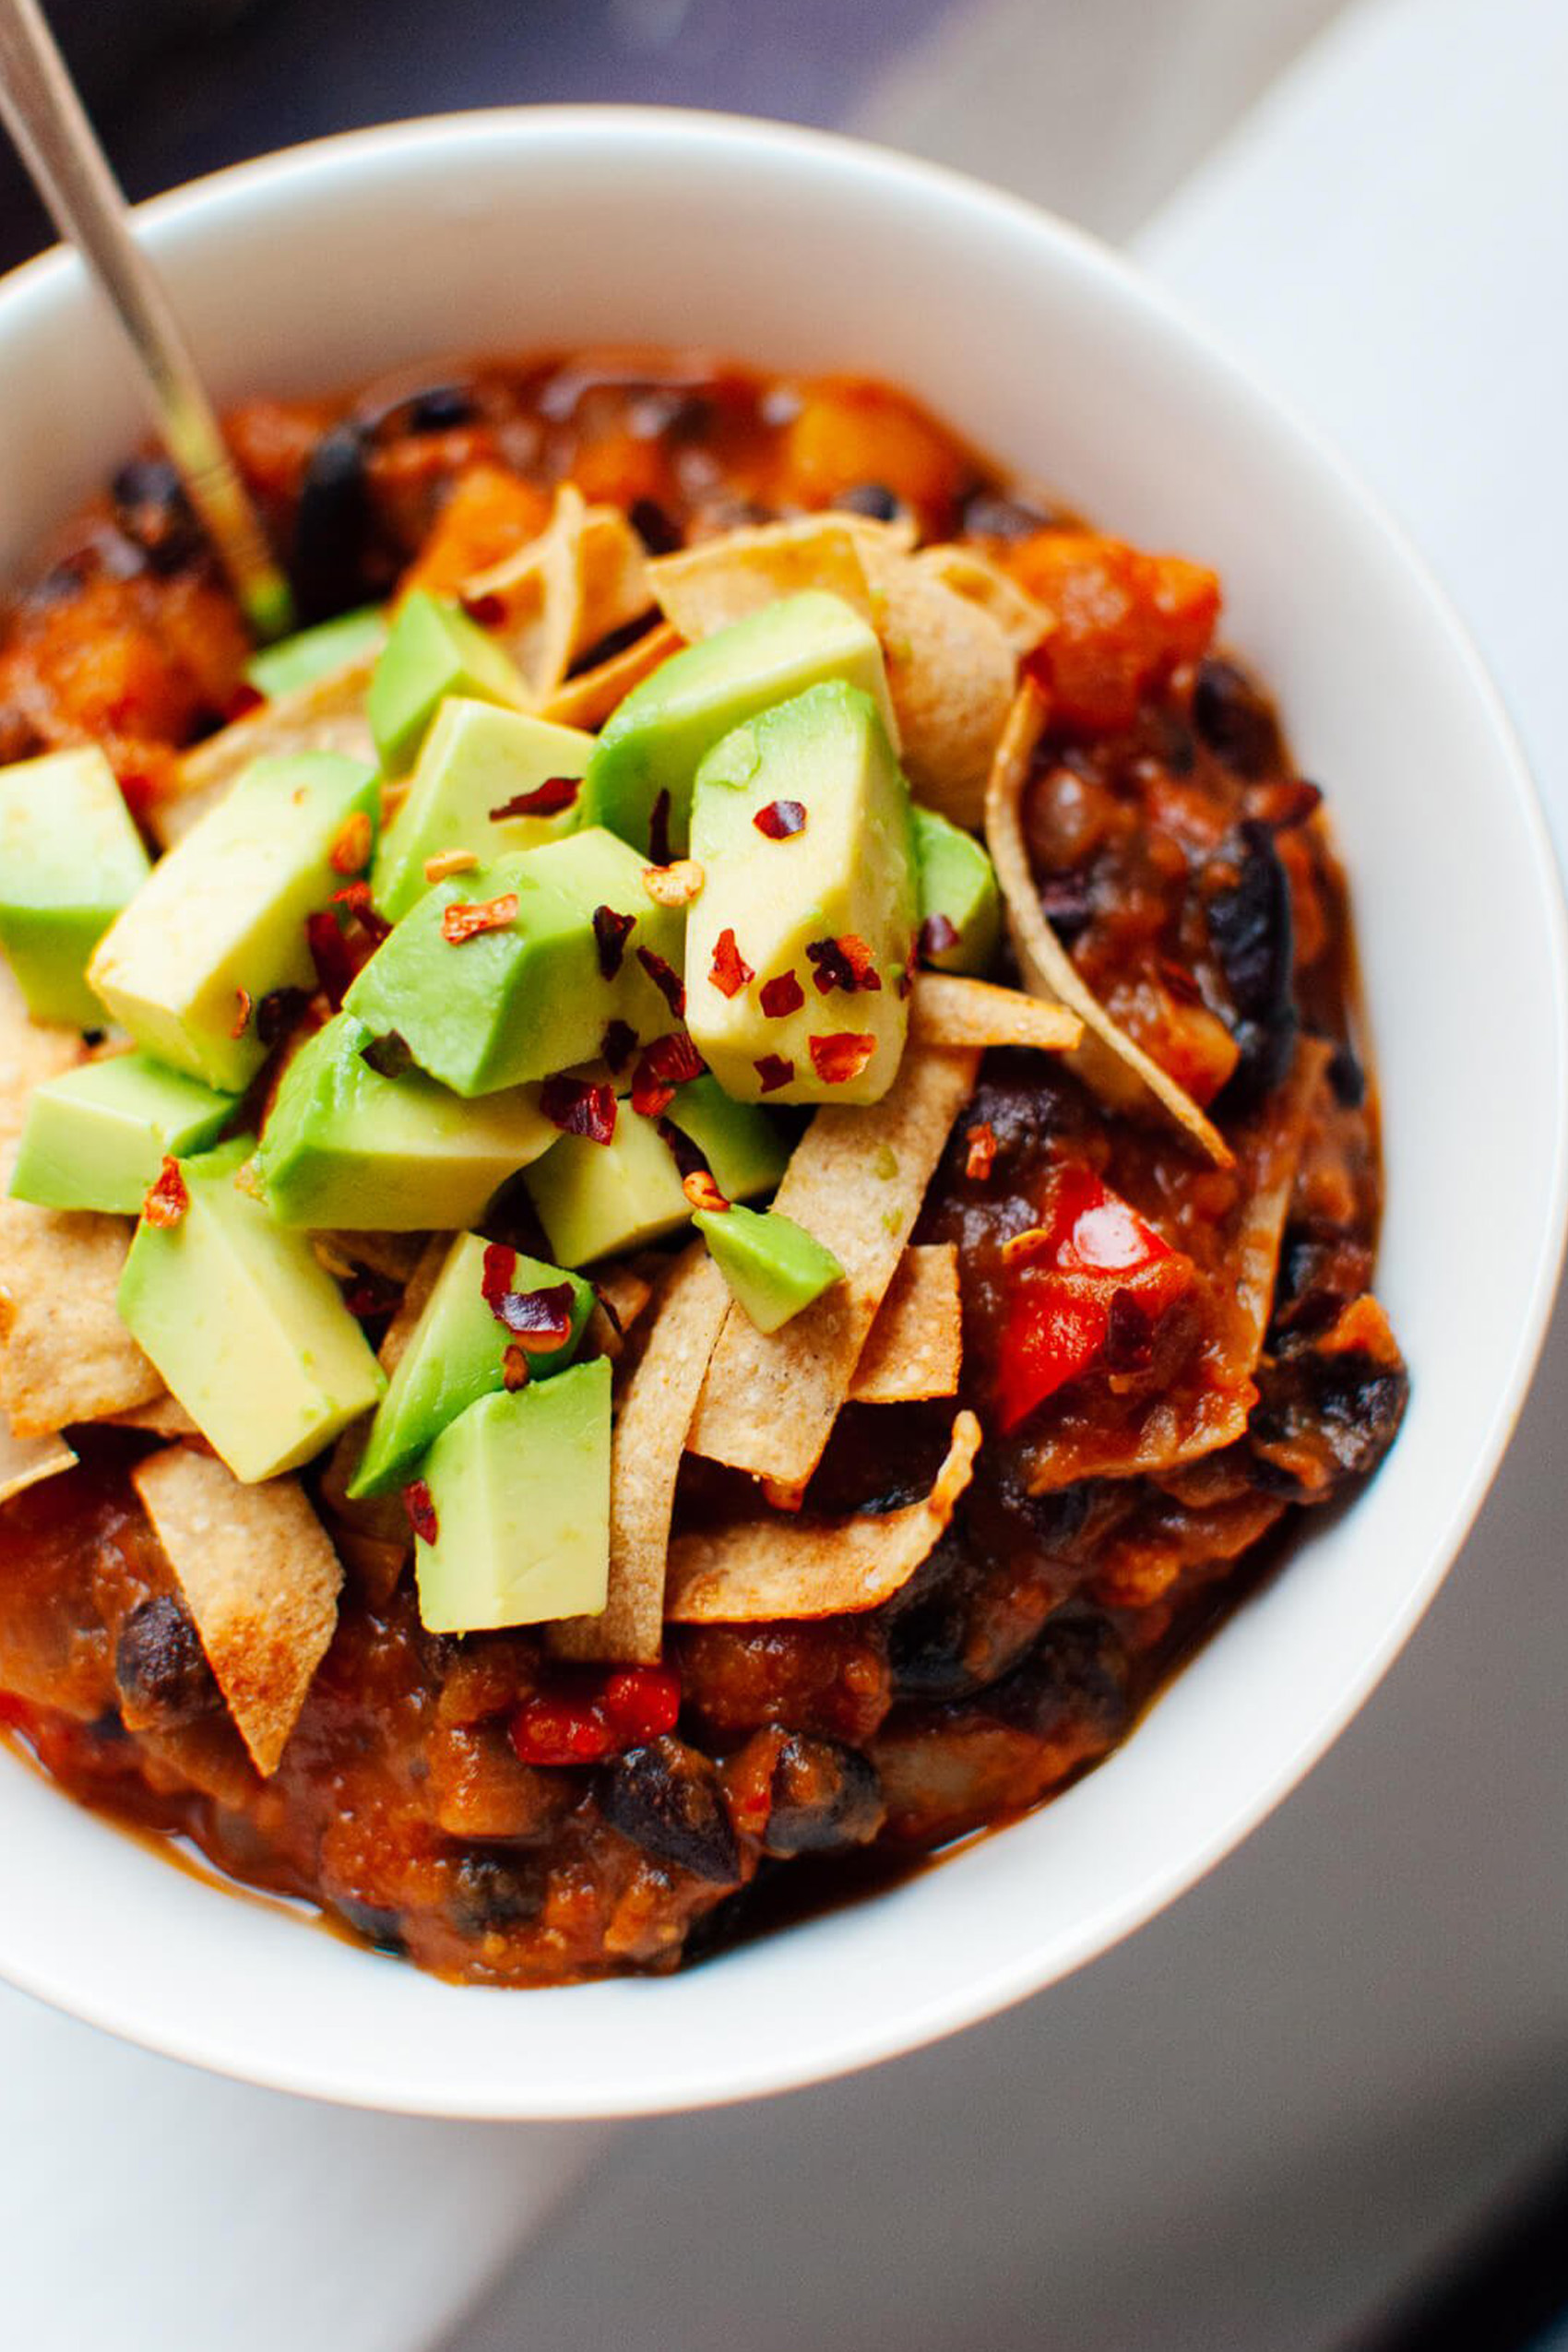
[256,985,308,1047]
[231,987,253,1039]
[330,882,390,943]
[630,1029,705,1119]
[402,1479,439,1546]
[754,798,807,840]
[648,788,674,869]
[224,681,266,721]
[360,1030,413,1081]
[481,1244,580,1352]
[897,927,919,1000]
[142,1156,189,1229]
[965,1122,998,1181]
[600,1016,637,1074]
[329,809,374,877]
[809,1032,876,1086]
[643,860,706,909]
[709,927,754,999]
[460,589,505,628]
[307,909,358,1004]
[502,1342,531,1391]
[918,912,961,963]
[683,1169,731,1213]
[805,934,881,994]
[759,969,804,1019]
[636,944,686,1019]
[592,904,636,979]
[341,1266,400,1323]
[754,1052,795,1094]
[490,775,580,821]
[441,891,519,944]
[540,1075,618,1145]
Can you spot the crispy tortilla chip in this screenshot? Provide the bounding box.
[541,619,683,731]
[913,544,1051,656]
[852,534,1019,826]
[666,1409,981,1621]
[1021,1039,1330,1491]
[585,1262,657,1360]
[647,515,877,636]
[848,1243,961,1405]
[153,655,377,848]
[576,503,655,654]
[108,1394,200,1437]
[687,1046,980,1487]
[985,683,1233,1168]
[0,1423,76,1506]
[0,1197,160,1435]
[132,1446,341,1776]
[314,1229,432,1287]
[911,972,1081,1053]
[461,483,586,701]
[552,1243,731,1665]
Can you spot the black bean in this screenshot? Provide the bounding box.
[959,488,1054,541]
[764,1736,884,1857]
[291,423,374,622]
[1328,1041,1366,1107]
[832,481,900,522]
[1206,819,1298,1110]
[111,456,203,575]
[888,1588,978,1702]
[114,1595,221,1729]
[992,1612,1131,1745]
[1192,657,1281,778]
[1250,1336,1408,1497]
[335,1896,406,1954]
[449,1851,544,1939]
[600,1736,741,1883]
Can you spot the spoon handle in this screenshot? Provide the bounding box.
[0,0,294,639]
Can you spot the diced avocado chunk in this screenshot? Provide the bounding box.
[0,746,151,1026]
[10,1052,235,1216]
[244,605,387,700]
[694,1203,844,1333]
[664,1075,790,1201]
[345,826,683,1097]
[524,1106,690,1268]
[367,591,527,774]
[88,750,379,1092]
[117,1138,385,1482]
[913,805,1001,976]
[413,1360,612,1634]
[372,701,592,921]
[686,681,917,1106]
[255,1012,554,1229]
[350,1230,594,1497]
[584,589,896,858]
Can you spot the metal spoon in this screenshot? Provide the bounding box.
[0,0,295,639]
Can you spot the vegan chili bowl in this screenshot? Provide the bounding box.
[0,110,1561,2120]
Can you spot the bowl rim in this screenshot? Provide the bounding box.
[2,103,1565,2118]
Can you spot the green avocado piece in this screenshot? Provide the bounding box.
[244,605,387,700]
[694,1202,844,1333]
[350,1229,594,1497]
[524,1105,691,1268]
[345,826,683,1097]
[117,1138,385,1482]
[664,1075,790,1201]
[255,1012,555,1229]
[913,805,1001,977]
[685,680,917,1106]
[372,700,593,921]
[366,591,528,774]
[0,745,151,1027]
[583,589,896,858]
[89,750,379,1092]
[10,1052,235,1216]
[412,1358,612,1633]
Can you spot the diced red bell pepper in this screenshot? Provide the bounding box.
[509,1664,681,1767]
[996,1162,1194,1431]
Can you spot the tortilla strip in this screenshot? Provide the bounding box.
[666,1408,981,1622]
[860,538,1020,827]
[317,1233,445,1605]
[131,1446,341,1776]
[153,654,377,848]
[0,1423,76,1506]
[0,1196,160,1436]
[911,972,1081,1054]
[541,619,683,731]
[647,515,877,635]
[913,545,1051,657]
[848,1243,961,1405]
[461,483,586,701]
[984,683,1233,1168]
[551,1242,731,1666]
[687,1046,980,1487]
[1020,1039,1330,1492]
[576,504,655,653]
[108,1395,201,1438]
[315,1228,432,1287]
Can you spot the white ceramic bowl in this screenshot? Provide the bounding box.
[0,109,1562,2119]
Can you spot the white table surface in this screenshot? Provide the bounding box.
[4,2,1566,2346]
